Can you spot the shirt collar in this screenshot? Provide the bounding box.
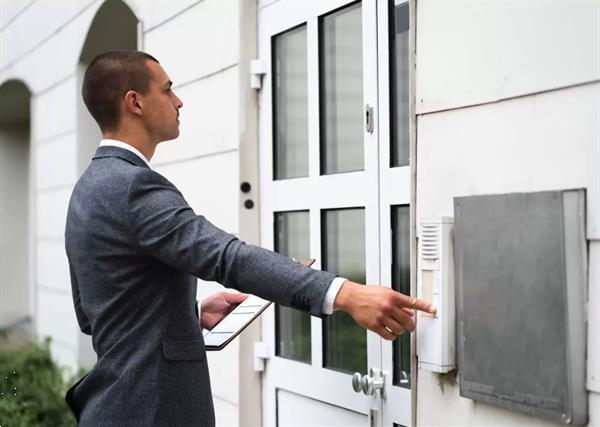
[99,139,152,169]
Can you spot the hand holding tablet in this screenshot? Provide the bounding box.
[204,258,316,351]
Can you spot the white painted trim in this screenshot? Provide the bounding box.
[238,1,262,425]
[377,1,414,426]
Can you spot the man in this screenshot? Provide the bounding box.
[65,50,435,426]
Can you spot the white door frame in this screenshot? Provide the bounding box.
[377,0,415,426]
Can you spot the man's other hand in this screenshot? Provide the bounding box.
[333,281,436,341]
[200,291,249,330]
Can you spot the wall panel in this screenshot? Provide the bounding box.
[416,0,600,114]
[144,0,239,87]
[0,1,94,69]
[32,77,76,142]
[132,0,199,31]
[0,1,33,30]
[36,188,71,240]
[152,66,239,165]
[37,288,78,350]
[154,151,239,233]
[36,133,77,190]
[36,240,70,293]
[0,1,100,93]
[416,83,597,221]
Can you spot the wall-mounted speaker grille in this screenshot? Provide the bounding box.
[421,224,440,260]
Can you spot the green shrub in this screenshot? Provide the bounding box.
[0,337,85,427]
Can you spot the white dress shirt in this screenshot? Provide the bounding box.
[99,139,346,317]
[100,139,152,168]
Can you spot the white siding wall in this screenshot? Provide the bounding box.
[0,0,95,368]
[415,1,600,425]
[0,1,244,425]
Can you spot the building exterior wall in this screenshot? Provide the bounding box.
[415,1,600,425]
[0,1,246,425]
[1,0,598,426]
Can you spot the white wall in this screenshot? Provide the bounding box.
[1,3,246,425]
[2,0,598,426]
[415,1,600,425]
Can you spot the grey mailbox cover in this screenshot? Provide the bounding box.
[454,190,587,424]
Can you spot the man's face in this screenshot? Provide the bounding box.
[141,60,183,143]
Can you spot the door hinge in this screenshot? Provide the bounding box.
[250,59,267,90]
[254,341,272,371]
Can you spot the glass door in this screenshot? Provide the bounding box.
[259,0,382,425]
[258,1,415,426]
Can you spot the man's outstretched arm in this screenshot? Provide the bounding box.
[127,168,435,339]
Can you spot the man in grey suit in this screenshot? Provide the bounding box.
[65,50,435,426]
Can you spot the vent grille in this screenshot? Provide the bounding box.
[421,224,440,260]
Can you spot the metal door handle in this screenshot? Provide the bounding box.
[365,104,374,133]
[399,370,410,385]
[351,368,385,398]
[352,372,363,393]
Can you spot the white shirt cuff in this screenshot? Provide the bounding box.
[321,277,347,315]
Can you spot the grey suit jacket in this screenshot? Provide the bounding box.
[64,146,335,426]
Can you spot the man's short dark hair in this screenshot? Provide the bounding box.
[82,50,159,132]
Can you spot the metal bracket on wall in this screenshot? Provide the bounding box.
[250,59,267,90]
[253,341,272,372]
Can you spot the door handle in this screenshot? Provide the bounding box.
[365,104,374,133]
[351,368,385,398]
[352,372,363,393]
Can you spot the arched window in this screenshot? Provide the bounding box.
[0,80,32,339]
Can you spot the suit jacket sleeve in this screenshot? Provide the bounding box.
[127,169,335,317]
[69,262,92,335]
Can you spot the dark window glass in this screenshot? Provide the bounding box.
[274,211,311,362]
[392,205,411,387]
[389,0,410,167]
[319,2,364,175]
[273,25,309,180]
[322,208,367,373]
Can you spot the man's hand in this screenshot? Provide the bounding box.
[334,281,436,341]
[200,291,249,330]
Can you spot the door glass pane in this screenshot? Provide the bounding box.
[391,205,411,387]
[389,0,410,167]
[322,208,367,373]
[274,211,312,362]
[273,25,308,180]
[319,2,364,175]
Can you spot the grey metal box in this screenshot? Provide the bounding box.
[454,190,587,424]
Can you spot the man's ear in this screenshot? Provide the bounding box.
[123,90,143,117]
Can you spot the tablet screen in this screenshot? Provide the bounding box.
[204,295,271,350]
